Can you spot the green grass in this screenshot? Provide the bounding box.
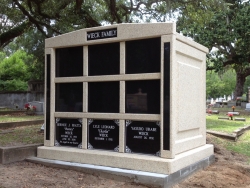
[0,115,44,123]
[206,109,250,161]
[209,130,250,161]
[0,108,14,111]
[206,114,249,134]
[226,131,250,157]
[0,124,43,147]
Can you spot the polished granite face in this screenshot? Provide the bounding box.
[88,42,120,76]
[55,118,82,148]
[125,38,161,74]
[88,82,119,113]
[126,121,160,155]
[125,80,160,114]
[46,54,51,140]
[163,42,170,150]
[55,83,83,112]
[88,119,119,151]
[56,46,83,77]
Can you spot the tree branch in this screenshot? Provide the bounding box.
[13,0,61,36]
[0,21,31,48]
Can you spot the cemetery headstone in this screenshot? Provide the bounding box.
[234,118,246,121]
[245,103,250,111]
[227,112,240,116]
[28,101,44,115]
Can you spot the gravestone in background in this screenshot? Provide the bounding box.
[245,103,250,111]
[28,101,44,115]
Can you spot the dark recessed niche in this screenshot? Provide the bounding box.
[88,43,120,76]
[126,120,160,155]
[55,83,83,112]
[126,80,160,114]
[88,82,119,113]
[126,38,161,74]
[56,46,83,77]
[88,119,119,151]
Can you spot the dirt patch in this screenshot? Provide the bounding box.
[174,134,250,188]
[0,134,250,188]
[0,162,149,188]
[0,112,27,116]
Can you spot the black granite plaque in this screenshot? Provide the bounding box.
[87,28,117,40]
[88,119,119,151]
[46,54,51,140]
[56,46,83,77]
[163,42,170,150]
[88,82,119,113]
[126,38,161,74]
[55,118,82,148]
[126,121,160,156]
[88,42,120,76]
[55,83,83,112]
[125,80,160,114]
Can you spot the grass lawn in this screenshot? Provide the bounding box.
[226,131,250,157]
[207,107,250,161]
[209,130,250,161]
[0,114,44,123]
[206,115,249,134]
[0,124,43,147]
[206,106,250,133]
[0,108,13,111]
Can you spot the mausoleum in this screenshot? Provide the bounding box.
[38,22,214,186]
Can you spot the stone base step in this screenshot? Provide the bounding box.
[27,154,215,188]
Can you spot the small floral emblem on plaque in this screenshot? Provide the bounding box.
[55,140,61,147]
[114,146,119,152]
[125,146,132,153]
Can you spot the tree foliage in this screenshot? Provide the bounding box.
[2,0,249,96]
[0,50,35,91]
[206,70,236,98]
[0,0,187,84]
[0,79,28,91]
[1,0,212,48]
[177,0,250,99]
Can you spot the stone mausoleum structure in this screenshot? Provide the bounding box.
[38,23,214,187]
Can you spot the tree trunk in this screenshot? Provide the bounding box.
[233,71,246,100]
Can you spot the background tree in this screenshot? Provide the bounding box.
[177,0,250,99]
[1,0,209,48]
[0,0,102,49]
[3,0,242,95]
[0,50,34,91]
[206,70,236,99]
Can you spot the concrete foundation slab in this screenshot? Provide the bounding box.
[37,144,213,174]
[27,154,215,188]
[0,144,43,164]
